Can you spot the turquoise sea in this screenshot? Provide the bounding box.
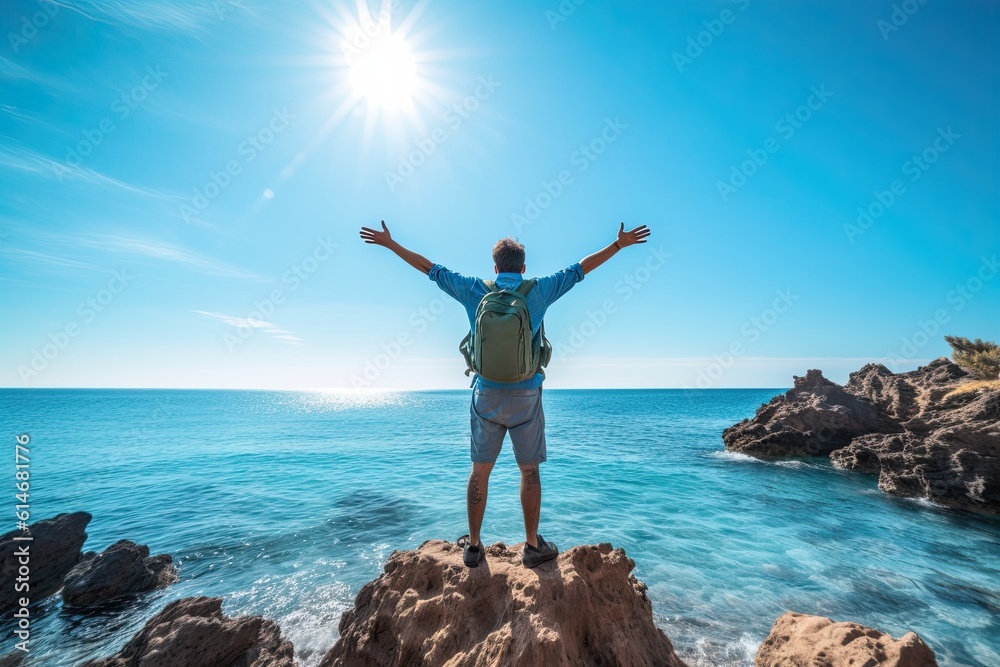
[2,389,998,666]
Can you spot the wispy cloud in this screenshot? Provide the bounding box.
[193,310,305,345]
[0,225,263,281]
[48,0,251,33]
[0,246,105,273]
[0,56,36,82]
[0,55,81,97]
[0,103,68,135]
[0,142,179,200]
[80,234,266,280]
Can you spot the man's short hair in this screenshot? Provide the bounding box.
[492,237,525,273]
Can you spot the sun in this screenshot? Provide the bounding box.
[277,0,453,177]
[348,29,418,109]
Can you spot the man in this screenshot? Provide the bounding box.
[358,221,651,568]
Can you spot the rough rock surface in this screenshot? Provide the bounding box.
[722,369,898,457]
[82,596,294,667]
[756,612,938,667]
[62,539,178,607]
[723,358,999,512]
[0,511,91,611]
[321,539,687,667]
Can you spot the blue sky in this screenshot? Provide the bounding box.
[1,0,997,389]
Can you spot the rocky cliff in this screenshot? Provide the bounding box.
[76,538,939,667]
[320,539,687,667]
[63,538,178,607]
[0,511,91,611]
[756,612,938,667]
[723,358,999,512]
[82,596,294,667]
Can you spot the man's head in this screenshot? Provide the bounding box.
[492,237,526,274]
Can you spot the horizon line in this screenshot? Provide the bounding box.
[0,385,792,391]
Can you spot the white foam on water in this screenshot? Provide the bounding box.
[901,495,947,510]
[679,632,758,667]
[709,449,824,471]
[708,450,759,463]
[282,596,350,667]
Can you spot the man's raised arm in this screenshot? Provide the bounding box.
[359,220,433,274]
[579,222,651,274]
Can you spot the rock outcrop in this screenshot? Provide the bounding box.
[723,358,999,513]
[321,539,687,667]
[0,511,91,611]
[82,596,295,667]
[62,539,178,607]
[722,369,900,457]
[756,612,938,666]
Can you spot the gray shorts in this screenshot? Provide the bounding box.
[470,386,546,465]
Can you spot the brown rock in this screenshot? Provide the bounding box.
[830,432,914,474]
[321,539,686,667]
[0,511,91,611]
[725,358,999,512]
[722,369,896,457]
[834,368,1000,513]
[844,363,921,421]
[81,596,294,667]
[62,539,178,607]
[756,611,938,666]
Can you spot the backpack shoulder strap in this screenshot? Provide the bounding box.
[514,278,537,296]
[482,279,497,292]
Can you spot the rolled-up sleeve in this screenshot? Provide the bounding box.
[534,262,585,307]
[428,263,478,307]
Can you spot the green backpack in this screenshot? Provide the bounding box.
[459,278,553,383]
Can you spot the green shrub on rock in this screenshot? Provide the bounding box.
[945,336,1000,380]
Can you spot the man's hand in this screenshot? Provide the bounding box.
[581,222,653,274]
[359,220,434,274]
[360,220,393,247]
[617,222,651,248]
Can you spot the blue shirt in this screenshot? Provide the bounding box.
[428,262,585,389]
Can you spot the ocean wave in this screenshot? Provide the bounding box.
[900,495,947,510]
[772,460,813,469]
[677,632,758,667]
[707,450,758,463]
[708,450,825,471]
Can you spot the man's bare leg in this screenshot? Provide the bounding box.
[467,461,494,546]
[519,463,541,548]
